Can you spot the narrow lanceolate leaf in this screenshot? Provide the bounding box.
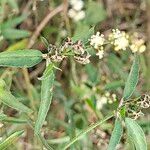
[2,15,28,29]
[0,89,32,113]
[0,130,24,150]
[0,113,27,124]
[107,119,123,150]
[2,28,30,40]
[6,39,28,51]
[35,64,55,135]
[38,63,54,80]
[41,36,49,48]
[125,118,147,150]
[123,54,139,100]
[0,49,43,67]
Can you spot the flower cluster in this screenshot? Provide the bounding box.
[125,94,150,120]
[90,32,105,49]
[89,32,105,59]
[108,29,129,51]
[130,32,146,53]
[96,92,117,110]
[68,0,85,22]
[43,29,146,65]
[45,37,90,64]
[89,29,146,60]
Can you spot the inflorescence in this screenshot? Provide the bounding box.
[68,0,85,22]
[43,29,146,65]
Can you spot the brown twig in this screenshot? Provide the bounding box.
[27,4,64,49]
[29,62,45,79]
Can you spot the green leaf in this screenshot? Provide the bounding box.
[35,64,55,135]
[0,90,32,113]
[38,133,54,150]
[41,36,49,48]
[125,118,147,150]
[85,63,100,85]
[104,80,124,91]
[6,39,28,51]
[85,1,106,25]
[2,15,28,29]
[2,28,30,40]
[123,55,139,100]
[72,24,94,44]
[0,80,32,113]
[39,63,54,80]
[107,119,123,150]
[63,114,113,150]
[0,49,43,67]
[108,53,128,80]
[0,113,27,124]
[0,130,24,150]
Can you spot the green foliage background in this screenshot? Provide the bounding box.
[0,0,150,150]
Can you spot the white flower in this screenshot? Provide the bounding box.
[68,9,85,21]
[139,45,146,53]
[130,44,138,53]
[112,94,116,99]
[96,101,103,110]
[130,33,146,53]
[74,10,85,21]
[105,92,110,97]
[108,100,113,104]
[70,0,84,11]
[68,9,76,18]
[68,0,85,22]
[96,96,107,110]
[109,29,129,51]
[70,0,77,5]
[90,32,105,49]
[114,36,129,51]
[96,50,104,59]
[100,96,107,104]
[60,29,67,37]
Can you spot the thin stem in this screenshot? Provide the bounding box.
[62,114,114,150]
[27,4,64,48]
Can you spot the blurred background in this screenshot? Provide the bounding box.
[0,0,150,149]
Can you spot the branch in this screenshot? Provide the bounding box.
[27,4,64,48]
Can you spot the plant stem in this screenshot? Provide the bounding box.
[62,114,114,150]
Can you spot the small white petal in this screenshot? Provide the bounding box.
[96,50,104,59]
[89,32,105,50]
[68,9,76,18]
[72,0,84,11]
[74,11,85,21]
